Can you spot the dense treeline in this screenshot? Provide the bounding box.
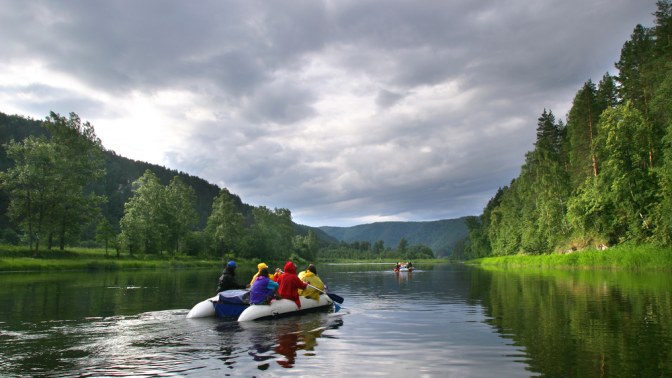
[458,2,672,259]
[319,238,435,261]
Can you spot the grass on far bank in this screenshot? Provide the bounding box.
[5,243,670,272]
[0,244,450,272]
[469,243,672,270]
[0,245,223,272]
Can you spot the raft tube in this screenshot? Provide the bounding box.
[186,289,250,319]
[237,296,334,322]
[186,295,218,318]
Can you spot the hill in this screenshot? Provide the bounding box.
[0,111,339,243]
[319,218,468,257]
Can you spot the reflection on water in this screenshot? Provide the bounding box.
[236,315,344,369]
[472,267,672,377]
[394,270,413,285]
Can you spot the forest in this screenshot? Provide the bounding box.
[456,1,672,259]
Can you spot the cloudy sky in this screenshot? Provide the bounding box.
[0,0,658,227]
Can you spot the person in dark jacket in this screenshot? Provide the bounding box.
[250,267,279,305]
[216,260,247,293]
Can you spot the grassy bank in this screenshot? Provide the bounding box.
[0,245,450,272]
[318,258,447,264]
[7,244,669,272]
[469,243,672,270]
[0,245,222,272]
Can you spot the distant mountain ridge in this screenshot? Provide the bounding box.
[319,218,468,257]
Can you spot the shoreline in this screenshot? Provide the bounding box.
[468,244,672,270]
[2,244,671,272]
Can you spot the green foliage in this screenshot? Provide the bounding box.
[0,112,106,252]
[471,244,672,270]
[247,206,294,260]
[459,215,490,259]
[119,170,164,254]
[95,217,116,255]
[318,238,434,261]
[0,244,221,272]
[397,237,408,254]
[292,229,319,262]
[205,188,245,257]
[593,102,657,242]
[163,176,199,254]
[119,170,198,256]
[483,111,570,256]
[471,3,672,258]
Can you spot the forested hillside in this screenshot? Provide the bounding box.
[460,2,672,259]
[320,218,468,257]
[0,111,345,256]
[0,112,244,229]
[0,111,452,259]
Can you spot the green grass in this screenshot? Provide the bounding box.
[0,245,222,272]
[469,243,672,270]
[4,244,670,272]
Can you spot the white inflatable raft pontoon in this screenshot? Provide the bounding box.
[238,295,334,321]
[186,292,334,321]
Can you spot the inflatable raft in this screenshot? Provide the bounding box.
[186,289,337,321]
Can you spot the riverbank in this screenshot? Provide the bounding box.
[4,244,670,272]
[0,245,449,272]
[469,243,672,270]
[0,245,223,272]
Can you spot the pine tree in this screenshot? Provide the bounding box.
[567,81,600,186]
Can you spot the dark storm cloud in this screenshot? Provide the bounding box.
[0,0,659,226]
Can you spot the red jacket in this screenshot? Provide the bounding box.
[277,261,308,308]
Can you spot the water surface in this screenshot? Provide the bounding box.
[0,263,670,377]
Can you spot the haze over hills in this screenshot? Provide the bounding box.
[320,218,469,257]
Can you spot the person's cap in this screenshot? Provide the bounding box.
[227,261,237,268]
[258,262,268,270]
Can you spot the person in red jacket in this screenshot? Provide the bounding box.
[276,261,308,308]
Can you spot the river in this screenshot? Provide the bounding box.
[0,262,670,377]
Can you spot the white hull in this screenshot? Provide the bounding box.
[186,295,218,318]
[238,296,333,321]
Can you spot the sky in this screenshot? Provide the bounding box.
[0,0,659,227]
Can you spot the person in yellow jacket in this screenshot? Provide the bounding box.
[298,264,325,301]
[249,262,269,286]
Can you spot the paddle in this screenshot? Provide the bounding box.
[306,284,344,304]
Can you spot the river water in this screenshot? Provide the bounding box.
[0,262,670,377]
